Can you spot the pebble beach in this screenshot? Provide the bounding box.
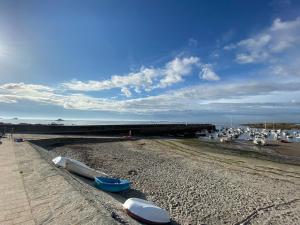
[32,136,300,225]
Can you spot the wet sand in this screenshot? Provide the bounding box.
[30,136,300,225]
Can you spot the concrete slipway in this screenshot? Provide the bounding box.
[0,137,141,225]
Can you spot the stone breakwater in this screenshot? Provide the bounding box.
[0,123,215,136]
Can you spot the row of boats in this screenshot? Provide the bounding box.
[52,156,170,224]
[201,127,300,146]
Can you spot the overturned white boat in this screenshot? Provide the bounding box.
[253,137,267,146]
[123,198,170,224]
[52,156,107,179]
[220,136,232,143]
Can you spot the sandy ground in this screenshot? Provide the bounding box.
[29,136,300,225]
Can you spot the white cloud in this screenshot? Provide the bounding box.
[238,34,272,51]
[224,17,300,64]
[157,56,200,88]
[0,96,17,103]
[1,83,53,92]
[269,65,289,76]
[223,44,236,50]
[63,56,204,96]
[0,83,122,112]
[64,67,159,92]
[121,87,132,97]
[0,83,55,104]
[1,80,299,113]
[235,54,256,64]
[199,64,220,81]
[267,57,300,77]
[271,17,300,32]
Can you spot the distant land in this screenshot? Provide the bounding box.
[244,123,300,130]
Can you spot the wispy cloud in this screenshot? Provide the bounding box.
[1,80,299,114]
[224,17,300,64]
[199,64,220,81]
[0,83,55,103]
[121,87,132,97]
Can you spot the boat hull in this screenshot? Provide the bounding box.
[123,198,170,224]
[53,156,107,179]
[95,177,131,192]
[125,209,170,225]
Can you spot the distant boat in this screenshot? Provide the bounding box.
[123,198,170,224]
[95,177,131,192]
[56,118,64,121]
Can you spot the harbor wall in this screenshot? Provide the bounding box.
[0,123,215,137]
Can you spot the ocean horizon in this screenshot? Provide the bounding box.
[0,118,298,128]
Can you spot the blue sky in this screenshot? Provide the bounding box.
[0,0,300,123]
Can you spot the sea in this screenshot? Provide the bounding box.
[0,118,188,126]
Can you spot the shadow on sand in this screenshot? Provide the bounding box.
[30,137,138,151]
[74,174,181,225]
[74,174,146,202]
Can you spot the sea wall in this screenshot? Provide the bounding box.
[0,123,215,137]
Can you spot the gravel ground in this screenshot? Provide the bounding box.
[35,138,300,225]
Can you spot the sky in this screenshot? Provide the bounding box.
[0,0,300,123]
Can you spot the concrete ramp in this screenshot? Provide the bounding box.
[0,139,139,225]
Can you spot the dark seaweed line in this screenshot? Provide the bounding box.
[233,199,300,225]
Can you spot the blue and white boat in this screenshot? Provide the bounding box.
[95,177,131,192]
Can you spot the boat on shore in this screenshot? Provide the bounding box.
[52,156,107,179]
[253,137,267,146]
[95,177,131,192]
[123,198,170,224]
